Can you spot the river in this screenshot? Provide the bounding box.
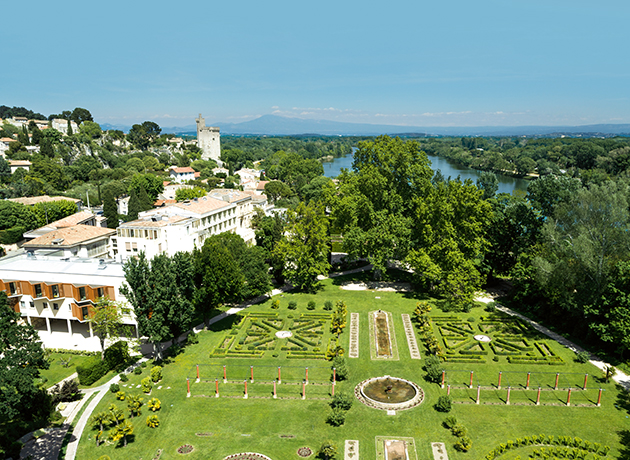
[322,152,529,195]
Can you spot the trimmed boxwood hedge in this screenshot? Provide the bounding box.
[77,356,110,385]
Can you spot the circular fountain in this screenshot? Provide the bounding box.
[355,376,424,411]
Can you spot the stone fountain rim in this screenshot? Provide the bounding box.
[356,375,424,411]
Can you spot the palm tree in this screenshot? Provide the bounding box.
[89,411,109,446]
[110,420,134,447]
[107,404,124,426]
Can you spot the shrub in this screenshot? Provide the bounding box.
[326,408,346,426]
[147,398,161,412]
[119,373,129,382]
[150,366,163,383]
[116,391,126,401]
[575,351,590,363]
[186,332,199,345]
[140,361,147,368]
[454,436,472,452]
[424,355,443,383]
[435,395,453,412]
[324,301,333,311]
[76,357,109,386]
[288,301,297,310]
[109,383,120,393]
[318,440,338,460]
[467,317,475,323]
[271,299,280,309]
[146,415,160,428]
[451,424,468,437]
[330,392,353,411]
[485,302,497,312]
[134,367,142,375]
[141,377,152,393]
[332,356,349,381]
[443,416,458,429]
[50,379,80,404]
[104,341,130,372]
[307,301,316,310]
[97,456,111,460]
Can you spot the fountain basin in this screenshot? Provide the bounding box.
[355,376,424,411]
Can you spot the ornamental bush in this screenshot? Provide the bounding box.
[104,341,130,372]
[271,299,280,309]
[424,355,443,384]
[575,351,590,363]
[443,416,458,429]
[288,301,297,310]
[119,373,129,382]
[435,395,453,413]
[147,397,161,412]
[454,436,472,452]
[307,301,316,310]
[326,408,346,426]
[330,392,353,411]
[141,377,152,393]
[133,367,142,375]
[76,356,109,386]
[109,383,120,393]
[150,365,162,383]
[146,415,160,428]
[116,391,126,401]
[324,301,333,311]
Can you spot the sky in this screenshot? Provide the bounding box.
[2,0,629,128]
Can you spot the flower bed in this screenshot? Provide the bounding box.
[177,444,194,454]
[223,453,273,460]
[297,446,313,457]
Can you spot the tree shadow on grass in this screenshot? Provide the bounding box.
[617,429,630,459]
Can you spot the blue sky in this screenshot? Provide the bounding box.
[2,0,628,128]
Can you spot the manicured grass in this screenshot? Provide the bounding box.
[39,353,94,387]
[76,275,629,460]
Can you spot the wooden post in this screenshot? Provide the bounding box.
[273,380,277,399]
[441,370,446,389]
[223,365,227,384]
[302,380,306,400]
[187,378,190,398]
[476,385,481,405]
[554,372,559,390]
[215,378,219,398]
[278,366,282,384]
[566,387,572,406]
[447,384,451,395]
[536,386,541,406]
[597,388,602,407]
[332,381,335,396]
[250,366,254,383]
[196,364,200,383]
[305,367,309,385]
[244,380,248,399]
[498,371,502,390]
[526,372,531,390]
[333,367,336,383]
[506,386,511,405]
[469,370,474,389]
[583,374,588,390]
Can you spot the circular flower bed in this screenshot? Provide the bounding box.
[223,454,272,460]
[177,444,194,454]
[297,446,313,457]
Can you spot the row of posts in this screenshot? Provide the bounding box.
[187,366,336,399]
[444,383,602,407]
[440,370,590,391]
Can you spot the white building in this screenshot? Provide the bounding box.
[0,137,15,157]
[169,166,195,183]
[51,119,79,135]
[8,160,31,174]
[207,189,263,244]
[0,251,136,351]
[113,195,238,261]
[23,210,103,240]
[22,225,116,259]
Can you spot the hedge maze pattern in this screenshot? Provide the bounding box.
[434,315,564,365]
[211,312,335,360]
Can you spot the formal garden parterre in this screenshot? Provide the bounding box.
[75,276,629,459]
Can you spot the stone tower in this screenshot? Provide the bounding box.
[195,114,221,162]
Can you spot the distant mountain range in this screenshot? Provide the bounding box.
[100,114,630,137]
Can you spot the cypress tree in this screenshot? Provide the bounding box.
[67,119,73,136]
[103,190,118,229]
[127,189,141,221]
[137,184,154,211]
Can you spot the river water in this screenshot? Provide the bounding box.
[322,153,529,195]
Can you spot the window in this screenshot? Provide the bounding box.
[53,303,59,310]
[43,302,48,309]
[125,242,131,251]
[20,301,25,309]
[34,284,42,298]
[81,307,88,319]
[51,285,59,298]
[132,242,138,252]
[79,286,87,300]
[8,282,16,295]
[97,287,104,298]
[30,302,34,309]
[112,238,117,247]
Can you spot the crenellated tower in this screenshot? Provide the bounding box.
[195,113,221,162]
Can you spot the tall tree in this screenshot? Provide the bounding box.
[121,253,194,359]
[274,201,330,291]
[0,292,49,420]
[194,237,244,327]
[87,296,129,360]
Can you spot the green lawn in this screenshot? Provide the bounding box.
[75,275,629,460]
[39,353,94,388]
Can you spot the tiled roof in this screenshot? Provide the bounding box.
[171,167,195,174]
[8,160,32,166]
[122,215,188,227]
[23,225,115,247]
[173,196,231,214]
[48,211,95,228]
[8,195,81,206]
